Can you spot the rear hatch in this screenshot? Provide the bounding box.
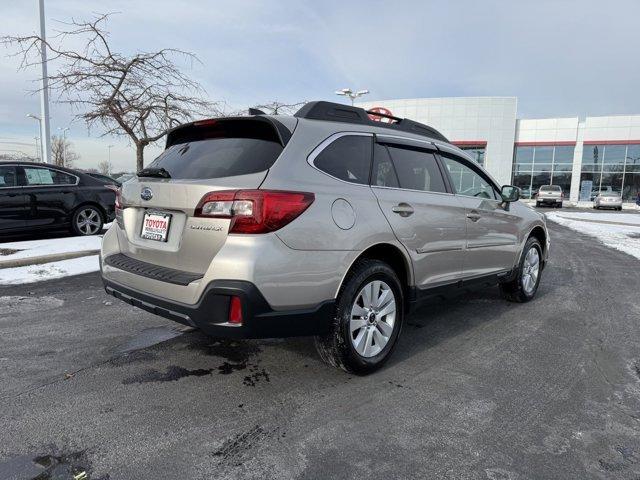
[117,117,292,274]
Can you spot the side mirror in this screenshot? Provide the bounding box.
[501,185,520,203]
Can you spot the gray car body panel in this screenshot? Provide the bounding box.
[101,113,548,314]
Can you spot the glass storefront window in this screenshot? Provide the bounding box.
[553,146,574,164]
[515,147,534,163]
[603,145,626,166]
[599,172,623,194]
[582,145,602,167]
[622,173,640,201]
[626,145,640,172]
[459,146,485,166]
[512,145,574,200]
[533,146,553,163]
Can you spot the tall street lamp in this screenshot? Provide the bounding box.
[38,0,52,163]
[58,127,69,166]
[27,114,43,162]
[335,88,370,106]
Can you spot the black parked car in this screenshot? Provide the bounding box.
[0,161,117,236]
[85,172,121,186]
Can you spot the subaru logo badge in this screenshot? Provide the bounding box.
[140,187,153,201]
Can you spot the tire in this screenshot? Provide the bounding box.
[71,205,104,236]
[499,237,543,303]
[314,259,404,375]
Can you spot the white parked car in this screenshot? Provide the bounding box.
[593,192,623,210]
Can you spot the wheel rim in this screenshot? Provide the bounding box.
[349,280,396,358]
[521,246,540,295]
[77,208,101,235]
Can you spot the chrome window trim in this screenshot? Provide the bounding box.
[370,184,454,197]
[306,131,374,187]
[375,134,437,151]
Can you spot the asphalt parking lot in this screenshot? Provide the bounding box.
[2,219,640,480]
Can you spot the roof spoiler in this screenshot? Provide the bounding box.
[294,101,449,143]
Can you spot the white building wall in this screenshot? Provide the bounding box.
[356,97,518,185]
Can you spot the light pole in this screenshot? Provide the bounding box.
[335,88,370,106]
[58,127,69,166]
[108,144,114,174]
[38,0,52,163]
[27,114,43,162]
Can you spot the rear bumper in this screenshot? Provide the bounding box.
[537,198,562,203]
[102,277,334,339]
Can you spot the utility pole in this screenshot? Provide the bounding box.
[38,0,52,163]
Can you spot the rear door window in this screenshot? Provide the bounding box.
[385,146,447,193]
[149,120,284,179]
[314,135,372,185]
[23,167,77,185]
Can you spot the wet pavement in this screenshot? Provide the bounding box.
[1,221,640,479]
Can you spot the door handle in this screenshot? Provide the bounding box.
[466,211,481,222]
[392,203,414,217]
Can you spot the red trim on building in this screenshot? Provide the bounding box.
[451,141,487,147]
[514,141,576,147]
[583,140,640,145]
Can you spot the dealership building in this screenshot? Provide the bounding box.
[356,97,640,203]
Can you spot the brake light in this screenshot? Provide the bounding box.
[114,187,123,210]
[194,190,314,234]
[228,296,243,324]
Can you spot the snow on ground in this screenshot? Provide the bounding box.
[0,255,100,285]
[546,211,640,260]
[0,235,102,262]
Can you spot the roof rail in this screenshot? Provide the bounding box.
[294,101,449,143]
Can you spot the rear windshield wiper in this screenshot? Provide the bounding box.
[137,167,171,178]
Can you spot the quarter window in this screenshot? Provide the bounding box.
[385,146,447,193]
[23,167,76,186]
[314,135,372,185]
[0,166,17,187]
[441,156,498,199]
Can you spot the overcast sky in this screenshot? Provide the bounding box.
[2,0,639,172]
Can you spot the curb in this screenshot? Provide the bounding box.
[0,250,100,269]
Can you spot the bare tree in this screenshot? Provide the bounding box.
[253,101,306,116]
[51,134,79,167]
[2,13,219,171]
[98,159,112,176]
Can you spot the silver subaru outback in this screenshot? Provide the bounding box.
[101,101,549,374]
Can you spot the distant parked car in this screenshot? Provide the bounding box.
[0,161,116,236]
[593,191,623,210]
[86,172,121,186]
[535,185,563,208]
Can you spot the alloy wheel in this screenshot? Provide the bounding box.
[349,280,396,358]
[521,247,540,295]
[76,208,102,235]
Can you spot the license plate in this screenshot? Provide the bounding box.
[141,212,172,242]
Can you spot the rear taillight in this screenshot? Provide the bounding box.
[194,190,314,234]
[113,187,123,210]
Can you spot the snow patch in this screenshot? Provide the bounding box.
[0,255,100,285]
[0,236,102,262]
[546,212,640,260]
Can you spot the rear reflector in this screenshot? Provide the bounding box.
[195,190,314,234]
[229,296,243,324]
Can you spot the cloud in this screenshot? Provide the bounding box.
[1,0,639,170]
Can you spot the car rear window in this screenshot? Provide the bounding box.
[540,185,561,192]
[149,120,284,179]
